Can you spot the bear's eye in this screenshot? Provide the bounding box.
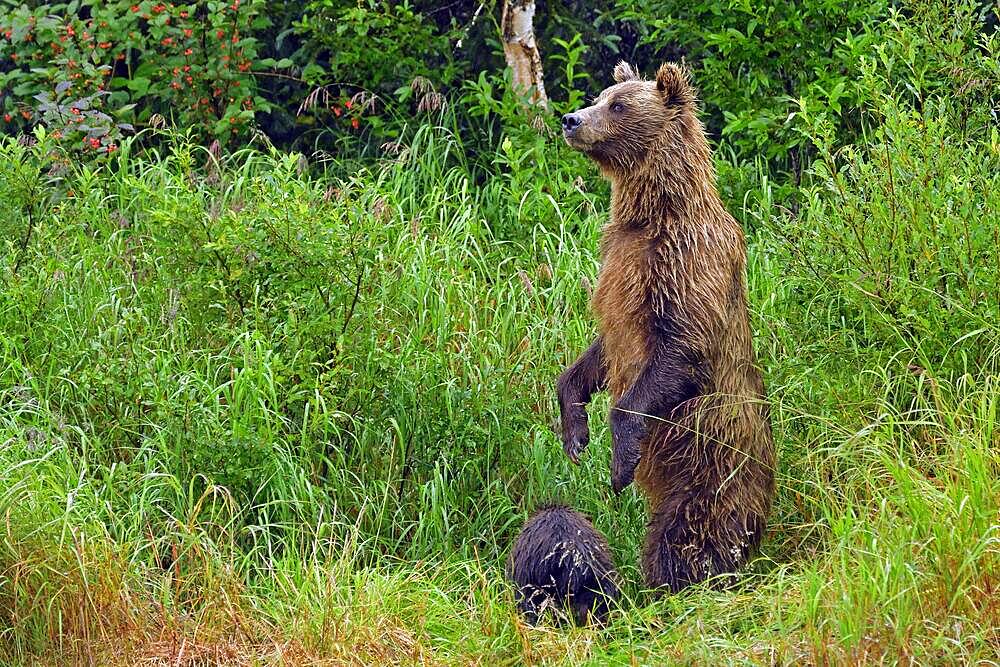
[610,102,625,113]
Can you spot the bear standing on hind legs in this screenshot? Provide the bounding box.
[557,61,775,593]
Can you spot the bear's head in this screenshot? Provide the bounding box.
[562,61,700,177]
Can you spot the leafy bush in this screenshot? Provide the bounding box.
[623,0,892,174]
[761,0,1000,372]
[31,83,133,155]
[275,0,496,155]
[1,0,271,147]
[296,0,460,95]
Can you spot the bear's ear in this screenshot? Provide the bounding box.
[612,61,640,84]
[655,62,694,107]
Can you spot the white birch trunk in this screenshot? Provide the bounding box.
[500,0,548,109]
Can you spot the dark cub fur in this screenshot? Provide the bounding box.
[506,505,620,625]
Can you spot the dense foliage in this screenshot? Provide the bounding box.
[2,0,270,152]
[0,0,998,663]
[9,0,993,167]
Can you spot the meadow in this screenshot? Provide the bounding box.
[1,1,999,665]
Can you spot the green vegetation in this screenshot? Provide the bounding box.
[1,0,998,664]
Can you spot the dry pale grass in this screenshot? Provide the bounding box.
[0,538,447,667]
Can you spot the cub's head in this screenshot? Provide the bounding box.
[562,61,697,174]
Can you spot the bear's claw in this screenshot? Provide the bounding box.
[563,433,589,464]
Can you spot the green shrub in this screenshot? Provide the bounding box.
[752,0,1000,389]
[1,1,271,149]
[623,0,891,174]
[295,0,459,96]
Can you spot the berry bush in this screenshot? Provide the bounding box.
[1,0,270,150]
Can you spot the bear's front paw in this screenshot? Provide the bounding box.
[610,411,643,493]
[562,417,590,465]
[610,445,640,494]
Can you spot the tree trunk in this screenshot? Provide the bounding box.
[500,0,548,109]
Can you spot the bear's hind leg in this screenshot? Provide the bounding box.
[640,497,760,593]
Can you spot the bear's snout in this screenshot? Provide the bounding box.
[562,113,582,134]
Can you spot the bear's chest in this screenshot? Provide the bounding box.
[592,227,652,398]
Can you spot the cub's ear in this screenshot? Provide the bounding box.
[612,61,641,84]
[655,62,695,107]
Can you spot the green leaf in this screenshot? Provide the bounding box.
[301,63,325,82]
[126,77,151,97]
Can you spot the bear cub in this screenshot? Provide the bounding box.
[506,505,621,625]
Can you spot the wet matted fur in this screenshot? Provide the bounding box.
[556,61,775,592]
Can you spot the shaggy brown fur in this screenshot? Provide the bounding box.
[507,505,621,625]
[556,61,775,592]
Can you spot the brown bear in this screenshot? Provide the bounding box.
[555,61,775,593]
[506,504,621,625]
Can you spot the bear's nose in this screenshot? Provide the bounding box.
[562,113,582,132]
